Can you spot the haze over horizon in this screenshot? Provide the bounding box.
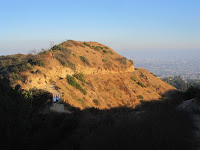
[0,0,200,56]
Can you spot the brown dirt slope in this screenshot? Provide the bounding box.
[56,68,175,109]
[17,40,175,109]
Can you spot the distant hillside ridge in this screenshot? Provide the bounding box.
[0,40,175,109]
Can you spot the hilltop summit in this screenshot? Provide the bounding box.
[0,40,175,109]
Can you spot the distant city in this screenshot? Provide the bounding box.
[121,50,200,80]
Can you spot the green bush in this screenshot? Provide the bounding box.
[27,54,45,66]
[31,69,41,74]
[73,73,85,82]
[93,99,99,105]
[140,73,145,78]
[67,75,87,94]
[26,63,33,70]
[35,69,41,74]
[131,76,136,81]
[137,81,146,87]
[79,56,90,65]
[51,45,68,52]
[93,46,104,51]
[67,75,81,89]
[78,98,85,104]
[83,42,91,48]
[137,95,144,100]
[129,59,134,65]
[102,59,107,62]
[68,61,76,71]
[81,88,87,95]
[108,50,113,54]
[117,57,127,65]
[9,72,21,84]
[55,53,67,66]
[103,50,108,53]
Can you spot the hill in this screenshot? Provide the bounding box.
[0,40,175,109]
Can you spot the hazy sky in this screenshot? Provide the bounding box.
[0,0,200,55]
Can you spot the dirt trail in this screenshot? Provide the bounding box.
[46,83,60,96]
[37,82,60,97]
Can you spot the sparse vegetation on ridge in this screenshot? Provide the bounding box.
[51,44,69,52]
[117,57,127,65]
[83,42,92,48]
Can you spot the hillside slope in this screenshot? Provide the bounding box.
[0,40,176,109]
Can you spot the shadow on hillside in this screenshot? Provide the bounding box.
[0,81,199,150]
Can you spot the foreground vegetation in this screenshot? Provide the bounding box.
[0,75,199,150]
[0,54,45,84]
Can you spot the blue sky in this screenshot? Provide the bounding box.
[0,0,200,55]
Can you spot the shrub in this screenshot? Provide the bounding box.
[93,46,104,51]
[67,75,87,94]
[151,72,157,77]
[129,59,134,65]
[19,65,27,72]
[137,95,144,100]
[103,50,108,53]
[137,81,146,87]
[73,73,85,83]
[93,99,99,105]
[67,75,81,89]
[79,56,90,65]
[131,76,136,81]
[26,54,45,66]
[35,69,41,74]
[31,69,41,74]
[37,60,45,66]
[55,54,66,66]
[51,45,68,52]
[78,98,85,104]
[68,61,76,71]
[38,49,49,55]
[73,53,77,57]
[94,46,101,51]
[9,72,21,84]
[140,73,145,78]
[117,57,127,65]
[83,42,91,48]
[26,63,33,70]
[102,59,107,62]
[81,89,87,95]
[108,50,113,54]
